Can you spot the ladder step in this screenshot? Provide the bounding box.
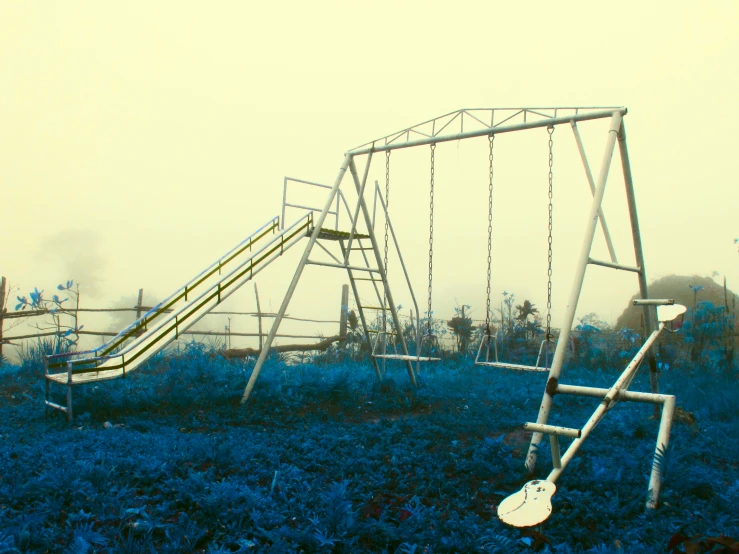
[350,247,375,251]
[367,330,397,335]
[306,260,380,273]
[360,306,390,311]
[524,422,581,438]
[317,229,370,241]
[353,278,384,282]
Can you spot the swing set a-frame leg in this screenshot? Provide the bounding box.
[240,154,353,405]
[525,111,623,474]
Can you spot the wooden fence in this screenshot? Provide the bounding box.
[0,277,351,359]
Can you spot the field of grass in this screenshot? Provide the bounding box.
[1,342,738,553]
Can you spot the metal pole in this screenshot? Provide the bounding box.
[281,177,288,230]
[646,395,676,509]
[240,154,353,404]
[344,151,374,264]
[618,122,660,412]
[545,324,664,483]
[338,241,382,379]
[571,122,618,263]
[525,112,623,473]
[348,109,626,156]
[348,159,417,385]
[66,361,73,421]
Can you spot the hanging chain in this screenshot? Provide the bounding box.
[427,143,436,336]
[485,135,495,335]
[546,126,554,342]
[383,151,391,333]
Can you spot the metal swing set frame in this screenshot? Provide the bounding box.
[236,106,684,526]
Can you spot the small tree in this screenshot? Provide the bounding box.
[515,300,540,339]
[447,304,473,355]
[15,280,84,355]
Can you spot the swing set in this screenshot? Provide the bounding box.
[236,107,686,526]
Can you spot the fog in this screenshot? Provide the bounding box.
[1,2,737,364]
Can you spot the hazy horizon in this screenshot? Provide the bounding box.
[2,2,737,364]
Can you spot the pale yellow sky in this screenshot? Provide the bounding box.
[1,2,737,362]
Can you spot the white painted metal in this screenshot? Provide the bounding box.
[45,214,312,397]
[546,319,674,483]
[555,384,674,404]
[371,182,433,371]
[571,121,618,263]
[524,423,581,438]
[474,333,551,372]
[344,151,374,264]
[587,257,641,273]
[657,304,687,322]
[305,260,381,273]
[348,107,626,155]
[497,480,556,528]
[525,111,624,473]
[647,395,676,509]
[618,123,661,412]
[347,159,418,382]
[241,155,354,403]
[633,298,674,306]
[502,305,684,526]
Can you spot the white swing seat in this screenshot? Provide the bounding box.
[371,329,441,362]
[474,333,552,372]
[373,354,441,362]
[476,360,549,372]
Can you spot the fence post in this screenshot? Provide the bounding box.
[0,276,6,361]
[135,289,144,321]
[339,284,349,338]
[254,283,263,350]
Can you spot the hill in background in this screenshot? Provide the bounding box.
[615,274,738,331]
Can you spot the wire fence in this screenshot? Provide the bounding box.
[0,277,347,359]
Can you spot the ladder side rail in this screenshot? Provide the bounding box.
[344,151,374,263]
[338,240,383,379]
[347,159,417,384]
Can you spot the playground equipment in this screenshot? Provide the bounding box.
[474,128,555,372]
[44,106,682,523]
[242,107,682,521]
[498,301,686,527]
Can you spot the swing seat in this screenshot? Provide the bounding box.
[373,354,441,362]
[371,331,441,362]
[497,480,556,527]
[474,333,551,372]
[478,361,549,372]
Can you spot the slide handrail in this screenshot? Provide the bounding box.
[46,214,312,372]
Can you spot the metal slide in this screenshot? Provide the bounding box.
[45,213,314,418]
